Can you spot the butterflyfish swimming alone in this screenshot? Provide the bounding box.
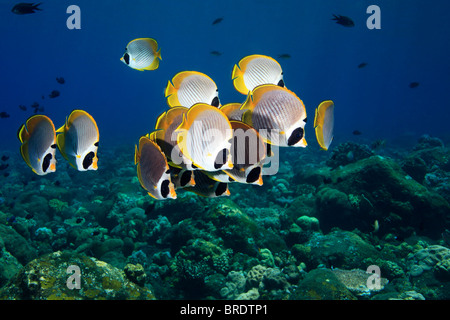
[165,71,220,108]
[17,115,57,175]
[232,54,284,95]
[56,110,99,171]
[121,38,161,71]
[240,84,307,147]
[134,135,176,200]
[314,100,334,151]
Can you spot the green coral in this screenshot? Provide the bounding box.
[48,199,68,212]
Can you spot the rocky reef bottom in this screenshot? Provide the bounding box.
[0,134,449,300]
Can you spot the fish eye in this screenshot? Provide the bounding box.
[246,167,261,184]
[180,171,192,187]
[161,179,170,198]
[211,96,220,108]
[123,53,130,65]
[214,148,229,169]
[277,79,285,87]
[287,127,304,146]
[215,183,228,196]
[83,151,95,169]
[42,153,52,172]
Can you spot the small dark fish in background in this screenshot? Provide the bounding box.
[358,62,368,68]
[1,155,9,161]
[0,164,9,170]
[212,17,224,25]
[49,90,60,98]
[352,130,362,135]
[18,104,27,111]
[11,2,42,15]
[210,51,222,56]
[3,172,9,178]
[0,112,10,119]
[278,54,291,59]
[332,14,355,27]
[30,101,44,113]
[56,77,65,84]
[409,82,420,88]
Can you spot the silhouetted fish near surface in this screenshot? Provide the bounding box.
[19,105,27,111]
[0,112,10,119]
[49,90,60,98]
[56,77,65,84]
[409,82,420,88]
[210,51,222,56]
[212,17,224,25]
[332,14,355,27]
[12,2,42,15]
[352,130,362,135]
[1,155,9,161]
[358,62,368,68]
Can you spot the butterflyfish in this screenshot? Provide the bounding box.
[56,110,99,171]
[152,106,195,169]
[169,165,196,189]
[17,115,57,175]
[223,121,265,185]
[121,38,161,71]
[134,135,176,200]
[232,54,284,95]
[240,84,307,147]
[165,71,220,108]
[314,100,334,151]
[176,103,233,172]
[184,170,230,198]
[219,103,244,121]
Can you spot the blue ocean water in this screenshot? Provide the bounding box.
[1,0,450,301]
[1,0,450,150]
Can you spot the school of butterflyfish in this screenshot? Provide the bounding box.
[17,38,334,201]
[18,110,99,175]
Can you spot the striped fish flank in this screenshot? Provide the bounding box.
[176,103,233,171]
[165,71,220,108]
[241,85,307,147]
[232,54,284,95]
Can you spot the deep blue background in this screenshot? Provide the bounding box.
[1,0,449,152]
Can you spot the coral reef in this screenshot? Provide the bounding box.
[0,251,155,300]
[1,135,450,300]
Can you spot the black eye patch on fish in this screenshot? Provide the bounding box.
[211,96,220,108]
[161,179,170,198]
[123,53,130,65]
[246,166,261,184]
[287,127,304,146]
[42,153,52,173]
[180,170,192,187]
[215,182,228,196]
[83,151,95,169]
